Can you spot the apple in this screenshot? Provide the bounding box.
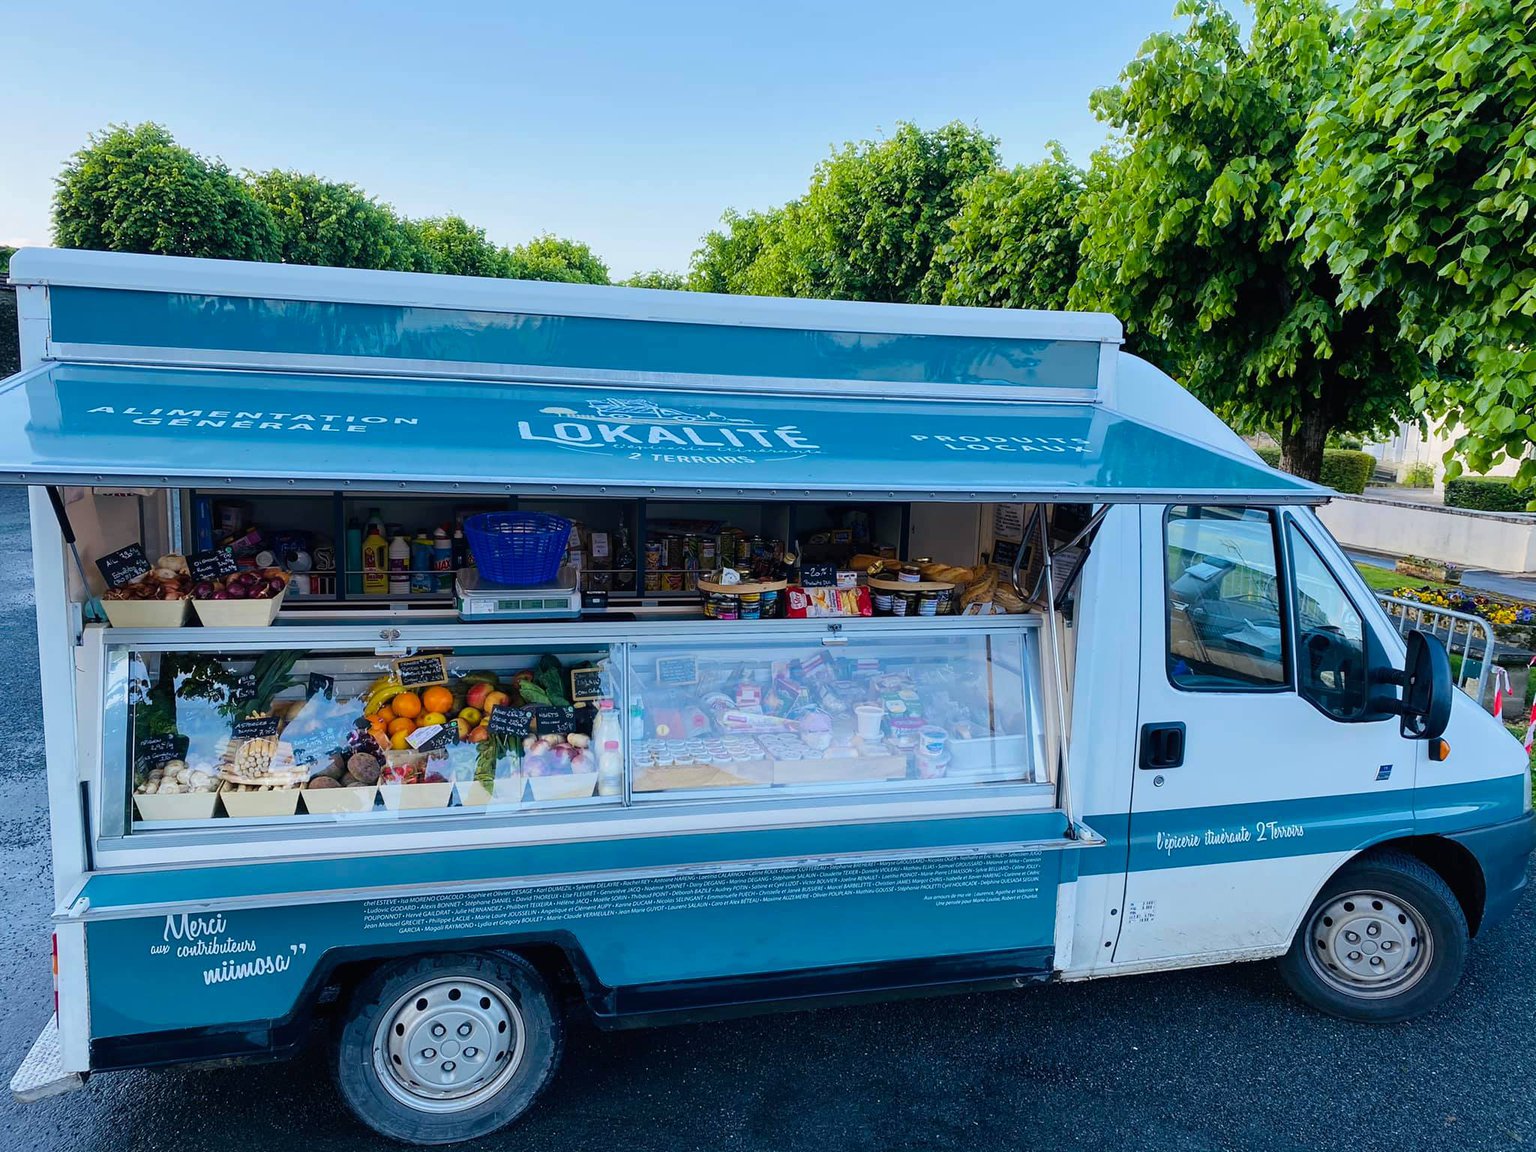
[481,691,512,713]
[466,725,489,744]
[466,683,493,710]
[455,717,472,740]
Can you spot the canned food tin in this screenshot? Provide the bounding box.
[738,591,762,620]
[760,587,780,618]
[918,590,940,616]
[712,592,740,620]
[872,590,894,615]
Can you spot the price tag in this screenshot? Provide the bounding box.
[408,724,456,751]
[487,706,533,738]
[306,672,335,699]
[234,674,258,703]
[655,655,698,687]
[569,667,604,703]
[533,705,576,734]
[135,734,180,767]
[96,543,151,589]
[231,716,280,740]
[393,654,448,688]
[801,563,837,587]
[189,548,239,582]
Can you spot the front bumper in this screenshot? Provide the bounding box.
[1449,810,1536,935]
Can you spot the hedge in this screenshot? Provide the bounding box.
[1255,445,1281,468]
[1251,446,1371,492]
[1444,476,1534,513]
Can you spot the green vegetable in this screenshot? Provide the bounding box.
[535,653,570,706]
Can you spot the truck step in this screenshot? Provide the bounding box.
[10,1015,85,1104]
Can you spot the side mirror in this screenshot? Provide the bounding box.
[1398,631,1453,740]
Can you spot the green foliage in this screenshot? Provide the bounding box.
[504,234,610,284]
[936,144,1086,310]
[1444,476,1535,513]
[1255,445,1282,467]
[53,123,280,261]
[690,122,1000,304]
[412,215,507,278]
[1319,449,1374,494]
[621,269,688,290]
[1071,0,1423,482]
[1293,0,1536,490]
[0,246,12,277]
[1401,462,1436,488]
[244,170,422,271]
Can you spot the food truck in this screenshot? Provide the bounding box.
[3,248,1530,1145]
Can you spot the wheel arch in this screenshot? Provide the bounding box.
[1355,835,1487,937]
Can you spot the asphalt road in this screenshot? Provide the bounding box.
[0,484,1532,1152]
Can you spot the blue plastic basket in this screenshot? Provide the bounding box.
[462,512,573,587]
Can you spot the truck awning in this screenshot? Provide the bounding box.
[0,362,1324,503]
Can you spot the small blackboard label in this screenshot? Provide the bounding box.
[801,563,837,587]
[533,705,576,734]
[487,706,533,738]
[234,674,258,703]
[393,654,448,688]
[189,548,238,582]
[408,724,456,752]
[135,734,180,767]
[306,672,335,699]
[231,716,280,740]
[569,667,604,703]
[655,655,699,686]
[96,543,151,589]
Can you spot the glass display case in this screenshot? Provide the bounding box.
[626,626,1045,800]
[98,618,1047,842]
[104,639,625,835]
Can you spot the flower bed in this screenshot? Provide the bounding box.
[1388,586,1535,635]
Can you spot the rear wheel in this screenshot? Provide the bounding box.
[1279,850,1468,1023]
[334,952,563,1145]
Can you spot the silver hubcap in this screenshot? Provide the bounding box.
[1305,889,1431,999]
[373,976,526,1113]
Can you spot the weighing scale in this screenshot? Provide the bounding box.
[455,567,582,621]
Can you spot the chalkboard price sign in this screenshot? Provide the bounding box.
[487,706,533,738]
[655,655,699,687]
[234,674,258,703]
[135,734,180,767]
[306,672,336,699]
[393,655,448,688]
[189,548,239,582]
[533,705,576,734]
[801,563,837,587]
[231,716,280,740]
[569,667,604,703]
[96,543,151,589]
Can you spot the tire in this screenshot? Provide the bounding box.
[1278,849,1469,1023]
[334,951,563,1146]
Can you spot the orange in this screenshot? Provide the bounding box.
[375,706,396,725]
[391,691,422,719]
[422,686,454,715]
[387,717,416,736]
[389,730,413,750]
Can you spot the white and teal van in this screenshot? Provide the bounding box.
[3,249,1530,1145]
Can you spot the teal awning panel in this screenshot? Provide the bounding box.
[0,363,1324,503]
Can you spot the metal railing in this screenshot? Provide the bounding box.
[1376,593,1497,707]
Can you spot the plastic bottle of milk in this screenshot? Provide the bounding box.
[594,700,624,797]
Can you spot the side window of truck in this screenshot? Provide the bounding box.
[1285,522,1369,720]
[1164,505,1288,690]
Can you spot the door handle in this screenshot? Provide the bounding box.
[1139,722,1186,769]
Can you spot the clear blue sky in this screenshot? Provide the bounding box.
[2,0,1188,278]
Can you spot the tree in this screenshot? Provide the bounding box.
[1072,0,1424,481]
[53,123,280,261]
[689,122,1000,304]
[413,215,506,278]
[1292,0,1536,489]
[937,144,1087,310]
[244,170,423,272]
[505,234,610,284]
[621,270,688,290]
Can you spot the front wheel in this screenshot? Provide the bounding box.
[334,951,563,1145]
[1278,850,1468,1023]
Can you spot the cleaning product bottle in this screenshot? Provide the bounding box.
[594,700,624,797]
[433,526,453,591]
[410,534,435,594]
[452,525,470,572]
[388,530,411,594]
[361,521,389,595]
[345,517,364,596]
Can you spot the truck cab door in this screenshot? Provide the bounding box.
[1112,504,1414,968]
